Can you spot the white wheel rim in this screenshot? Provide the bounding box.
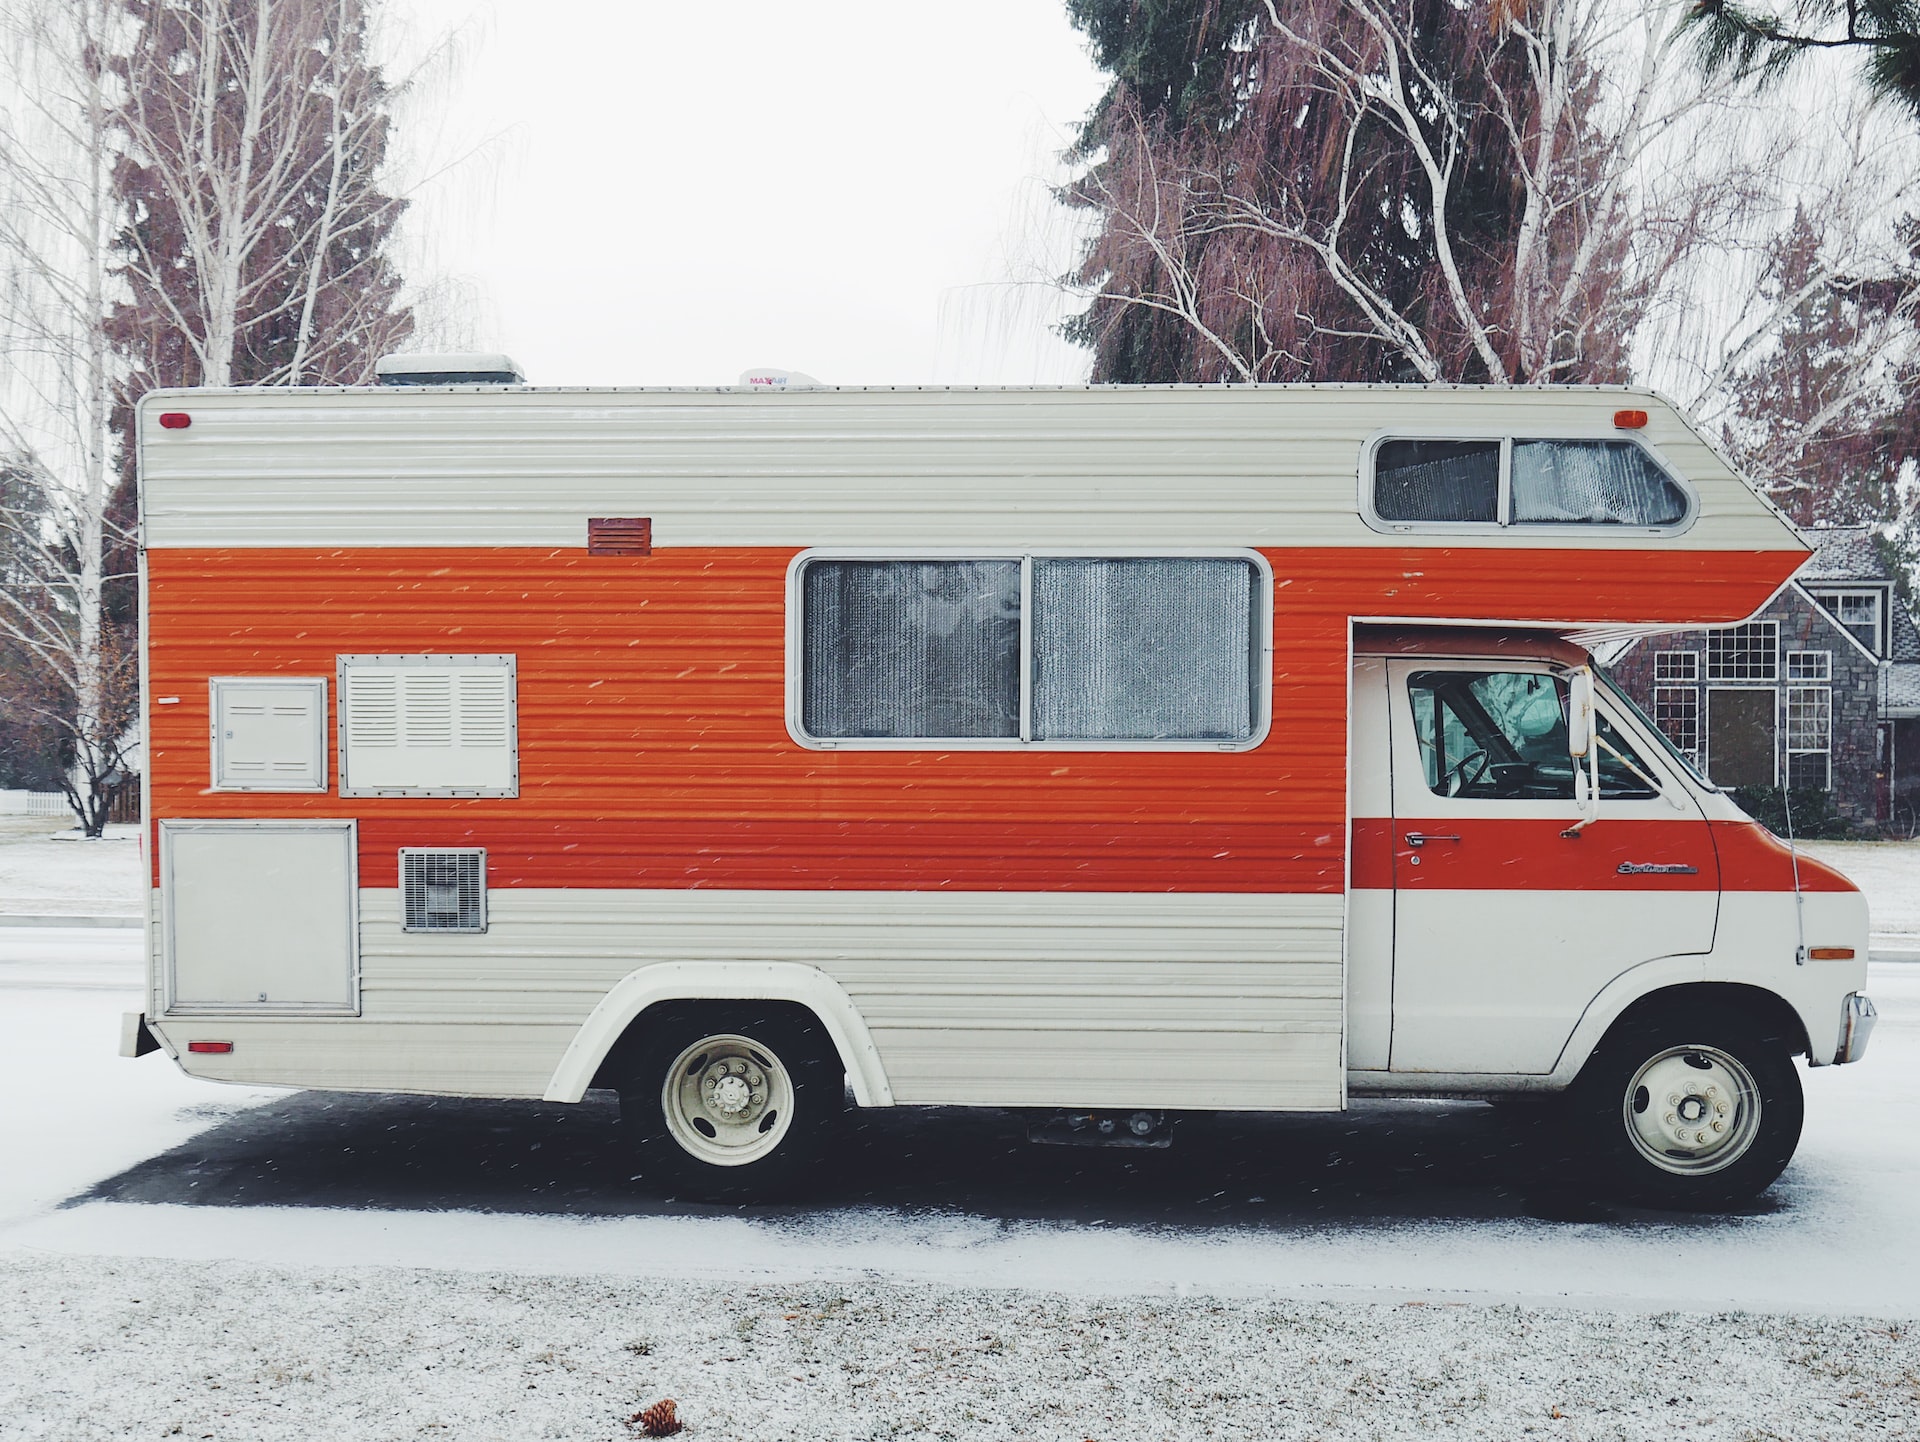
[1622,1045,1762,1176]
[660,1033,796,1168]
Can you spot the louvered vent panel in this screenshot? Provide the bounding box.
[338,655,517,795]
[401,848,487,933]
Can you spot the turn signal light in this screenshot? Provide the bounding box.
[186,1041,233,1054]
[1613,409,1648,429]
[158,412,191,429]
[1808,947,1855,961]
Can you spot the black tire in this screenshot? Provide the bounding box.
[616,1003,844,1202]
[1569,1009,1802,1211]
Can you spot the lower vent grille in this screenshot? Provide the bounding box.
[401,848,487,933]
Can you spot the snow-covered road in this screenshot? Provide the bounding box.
[4,927,1918,1439]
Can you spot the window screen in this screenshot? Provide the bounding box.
[1372,439,1500,523]
[801,560,1020,738]
[1030,558,1256,741]
[796,554,1264,745]
[1509,441,1688,525]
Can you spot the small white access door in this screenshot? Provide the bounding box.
[161,820,359,1015]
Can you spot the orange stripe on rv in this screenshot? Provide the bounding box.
[146,545,1804,894]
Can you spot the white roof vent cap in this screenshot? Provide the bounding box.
[375,352,525,386]
[738,367,821,389]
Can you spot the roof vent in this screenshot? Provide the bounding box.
[738,368,821,389]
[375,352,525,387]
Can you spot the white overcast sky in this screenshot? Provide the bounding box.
[387,2,1107,387]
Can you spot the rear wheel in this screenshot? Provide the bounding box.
[1572,1011,1801,1210]
[618,1005,843,1201]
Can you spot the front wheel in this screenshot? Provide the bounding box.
[1571,1012,1802,1210]
[618,1005,843,1201]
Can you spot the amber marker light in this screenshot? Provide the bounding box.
[1808,948,1856,961]
[186,1041,233,1054]
[1613,408,1648,429]
[158,412,191,429]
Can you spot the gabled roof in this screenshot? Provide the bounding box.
[1799,526,1892,583]
[1891,596,1920,664]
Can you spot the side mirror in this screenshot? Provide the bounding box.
[1568,668,1594,758]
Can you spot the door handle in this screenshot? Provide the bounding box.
[1404,832,1461,847]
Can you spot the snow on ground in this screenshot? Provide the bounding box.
[5,1254,1918,1442]
[0,929,280,1227]
[0,816,141,918]
[0,930,1918,1437]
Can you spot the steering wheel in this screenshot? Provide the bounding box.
[1443,749,1490,796]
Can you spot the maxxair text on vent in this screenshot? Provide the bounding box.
[400,849,487,933]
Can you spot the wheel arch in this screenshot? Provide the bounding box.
[541,962,894,1106]
[1553,971,1815,1085]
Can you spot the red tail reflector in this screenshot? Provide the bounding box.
[1613,409,1648,429]
[158,412,192,430]
[187,1041,233,1054]
[1808,947,1855,961]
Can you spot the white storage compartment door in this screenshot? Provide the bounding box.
[162,820,359,1015]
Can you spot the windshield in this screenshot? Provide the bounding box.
[1595,660,1715,791]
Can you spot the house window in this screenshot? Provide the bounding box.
[1367,437,1691,530]
[793,554,1267,747]
[1785,685,1832,790]
[1653,651,1700,682]
[1810,590,1883,656]
[1786,651,1831,682]
[1653,686,1700,762]
[1705,623,1778,682]
[337,654,518,796]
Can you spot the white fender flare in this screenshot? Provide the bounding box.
[1546,955,1819,1085]
[542,961,895,1106]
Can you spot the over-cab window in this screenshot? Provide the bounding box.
[793,554,1267,747]
[1408,670,1658,800]
[1370,437,1690,531]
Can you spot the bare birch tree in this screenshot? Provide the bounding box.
[0,0,139,835]
[110,0,414,392]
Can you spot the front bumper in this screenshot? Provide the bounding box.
[1834,993,1878,1065]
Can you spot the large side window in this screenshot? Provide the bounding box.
[801,561,1020,739]
[795,554,1265,747]
[1368,435,1691,531]
[1408,670,1657,800]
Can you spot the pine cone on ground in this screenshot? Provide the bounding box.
[629,1398,683,1437]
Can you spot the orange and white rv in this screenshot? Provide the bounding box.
[124,369,1877,1207]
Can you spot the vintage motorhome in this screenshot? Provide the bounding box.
[124,377,1876,1207]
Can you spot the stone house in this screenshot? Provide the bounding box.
[1608,527,1920,831]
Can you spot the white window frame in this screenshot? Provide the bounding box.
[207,676,328,793]
[1705,621,1779,683]
[1653,651,1700,682]
[1652,684,1701,762]
[336,653,519,798]
[1357,428,1698,538]
[1810,589,1884,656]
[1785,683,1833,791]
[1786,650,1832,682]
[784,548,1274,752]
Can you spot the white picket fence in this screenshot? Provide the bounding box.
[0,790,70,817]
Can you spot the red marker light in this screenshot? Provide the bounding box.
[187,1041,233,1054]
[1613,409,1648,429]
[158,412,191,430]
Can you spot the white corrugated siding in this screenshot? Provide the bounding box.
[138,385,1798,553]
[154,887,1344,1109]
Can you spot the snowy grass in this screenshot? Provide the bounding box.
[3,1253,1918,1442]
[1800,840,1920,938]
[0,816,141,917]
